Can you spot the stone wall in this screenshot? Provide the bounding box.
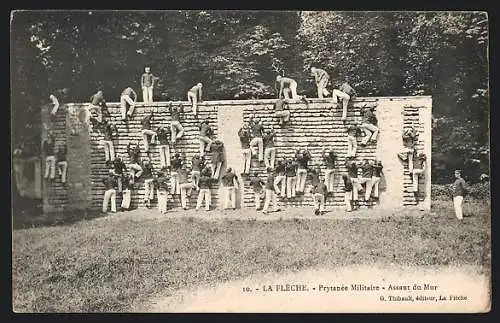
[41,96,432,213]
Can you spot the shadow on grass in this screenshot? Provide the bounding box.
[12,198,109,229]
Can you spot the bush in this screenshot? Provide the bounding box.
[432,182,490,201]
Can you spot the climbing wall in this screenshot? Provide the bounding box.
[41,104,68,213]
[87,103,221,210]
[41,96,431,213]
[402,105,431,208]
[241,99,378,208]
[239,97,431,209]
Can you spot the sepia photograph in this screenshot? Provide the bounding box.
[11,10,490,313]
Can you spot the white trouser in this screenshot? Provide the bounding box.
[144,179,155,201]
[254,190,264,209]
[180,183,196,209]
[44,156,56,179]
[121,189,131,209]
[157,189,168,213]
[196,188,211,210]
[170,172,180,194]
[398,148,415,172]
[331,90,350,120]
[286,176,296,198]
[128,163,143,182]
[283,81,298,99]
[356,177,371,201]
[274,175,286,197]
[101,140,115,161]
[370,176,381,198]
[158,145,171,168]
[361,123,379,145]
[264,147,276,169]
[346,135,357,157]
[170,121,184,143]
[351,177,361,201]
[263,189,278,212]
[187,91,198,115]
[142,86,153,103]
[275,110,290,124]
[323,169,335,192]
[142,129,157,152]
[296,168,308,192]
[453,196,464,220]
[102,189,116,213]
[212,162,222,179]
[317,78,330,98]
[242,148,251,174]
[191,170,201,187]
[313,193,325,211]
[120,95,135,119]
[223,186,237,209]
[344,191,353,211]
[412,168,425,192]
[57,161,68,183]
[199,136,212,156]
[250,137,264,162]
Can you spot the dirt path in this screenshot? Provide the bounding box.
[136,265,489,313]
[97,206,431,224]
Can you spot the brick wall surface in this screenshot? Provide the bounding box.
[87,103,221,210]
[41,96,431,213]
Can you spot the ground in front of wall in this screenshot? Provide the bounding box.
[12,199,490,312]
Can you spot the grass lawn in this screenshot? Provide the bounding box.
[12,199,491,312]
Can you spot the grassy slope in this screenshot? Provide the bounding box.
[12,200,490,312]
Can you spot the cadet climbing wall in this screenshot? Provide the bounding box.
[40,96,431,213]
[41,104,68,213]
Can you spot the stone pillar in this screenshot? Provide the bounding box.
[217,105,245,209]
[419,98,432,211]
[66,104,93,211]
[376,98,405,209]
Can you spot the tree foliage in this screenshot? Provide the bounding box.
[11,10,489,180]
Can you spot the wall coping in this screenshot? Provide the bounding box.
[64,96,432,108]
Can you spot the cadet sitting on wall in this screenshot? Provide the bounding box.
[332,79,357,122]
[276,75,299,100]
[187,83,203,116]
[311,67,330,99]
[120,87,137,121]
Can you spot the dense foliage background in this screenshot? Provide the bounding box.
[11,10,489,183]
